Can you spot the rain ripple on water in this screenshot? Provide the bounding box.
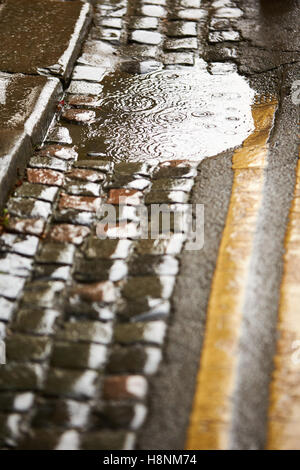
[67,65,255,164]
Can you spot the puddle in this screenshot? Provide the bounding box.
[65,62,255,164]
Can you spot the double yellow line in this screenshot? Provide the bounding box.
[186,96,278,450]
[267,149,300,450]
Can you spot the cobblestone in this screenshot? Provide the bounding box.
[84,238,132,260]
[0,275,26,300]
[47,126,73,145]
[33,264,71,282]
[74,160,112,173]
[6,218,46,237]
[164,38,198,51]
[44,368,98,399]
[29,156,69,172]
[6,335,51,363]
[32,398,90,429]
[49,224,90,245]
[94,402,147,431]
[12,308,59,336]
[131,30,162,45]
[36,242,75,266]
[53,208,95,226]
[145,190,189,204]
[0,298,15,322]
[22,281,65,309]
[103,375,148,400]
[7,198,52,220]
[67,81,103,96]
[51,342,107,371]
[114,321,166,345]
[108,345,162,375]
[37,145,78,161]
[74,258,127,283]
[166,21,197,37]
[55,321,113,345]
[71,280,117,303]
[27,169,65,187]
[162,52,194,65]
[13,183,58,203]
[117,297,171,322]
[61,109,96,124]
[107,189,143,206]
[58,193,101,213]
[0,392,34,413]
[0,364,44,392]
[67,95,102,108]
[64,182,101,197]
[0,252,33,277]
[0,0,233,451]
[0,234,39,257]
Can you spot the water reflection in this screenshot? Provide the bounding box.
[67,63,255,163]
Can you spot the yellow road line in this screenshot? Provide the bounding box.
[186,96,277,450]
[267,149,300,450]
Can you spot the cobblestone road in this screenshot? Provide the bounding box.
[0,0,299,450]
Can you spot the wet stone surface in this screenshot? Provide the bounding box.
[14,183,58,203]
[32,398,90,429]
[0,275,26,300]
[114,321,166,346]
[164,38,198,51]
[29,156,69,173]
[37,145,78,161]
[107,345,162,375]
[55,321,113,346]
[128,255,179,277]
[166,21,197,38]
[7,198,52,220]
[49,224,91,245]
[62,109,96,125]
[0,234,39,257]
[44,368,99,400]
[74,258,127,283]
[66,168,105,183]
[0,252,33,277]
[50,342,107,371]
[36,242,75,266]
[33,264,71,282]
[94,402,147,431]
[0,0,91,79]
[6,218,46,237]
[22,281,65,309]
[6,335,51,363]
[84,238,132,260]
[131,30,162,45]
[12,308,59,336]
[0,364,44,392]
[0,0,281,452]
[0,297,15,322]
[0,392,34,413]
[102,375,148,401]
[53,208,95,226]
[27,169,65,187]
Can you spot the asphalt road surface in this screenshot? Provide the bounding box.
[0,0,299,450]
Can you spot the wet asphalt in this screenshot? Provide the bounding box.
[0,0,299,451]
[139,0,300,450]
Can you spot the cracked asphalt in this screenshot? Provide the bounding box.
[0,0,299,451]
